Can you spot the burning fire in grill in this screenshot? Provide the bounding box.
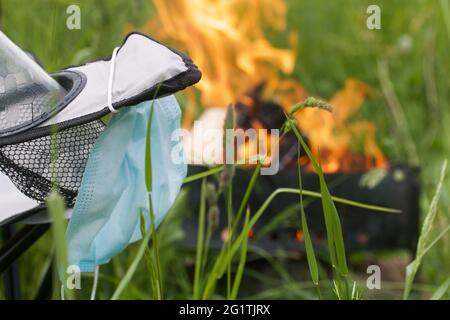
[298,79,388,173]
[133,0,388,173]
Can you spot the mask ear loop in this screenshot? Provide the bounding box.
[90,266,100,300]
[107,47,120,113]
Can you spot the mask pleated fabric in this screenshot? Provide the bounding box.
[66,95,186,273]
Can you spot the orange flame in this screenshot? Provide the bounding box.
[297,79,388,173]
[132,0,304,124]
[132,0,387,173]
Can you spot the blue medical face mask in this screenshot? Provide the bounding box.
[66,95,186,272]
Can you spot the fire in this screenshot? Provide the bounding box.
[297,79,388,173]
[132,0,388,173]
[132,0,304,125]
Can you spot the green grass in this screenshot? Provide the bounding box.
[404,160,448,299]
[0,0,449,300]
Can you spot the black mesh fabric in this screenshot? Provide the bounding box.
[0,120,105,206]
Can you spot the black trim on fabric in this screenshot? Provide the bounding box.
[0,105,107,145]
[0,32,201,146]
[0,204,46,227]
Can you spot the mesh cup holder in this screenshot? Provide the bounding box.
[0,120,105,207]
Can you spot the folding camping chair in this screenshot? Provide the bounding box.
[0,171,55,299]
[0,31,201,299]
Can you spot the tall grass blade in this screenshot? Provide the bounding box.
[183,166,224,184]
[222,105,236,299]
[230,208,250,299]
[297,144,320,289]
[289,118,348,277]
[139,209,159,298]
[403,160,448,299]
[111,218,154,300]
[430,277,450,300]
[286,106,350,297]
[193,178,207,299]
[145,103,155,192]
[148,195,163,299]
[47,191,73,300]
[232,162,261,234]
[226,183,233,299]
[145,100,163,299]
[439,0,450,43]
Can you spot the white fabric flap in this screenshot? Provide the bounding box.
[42,33,189,126]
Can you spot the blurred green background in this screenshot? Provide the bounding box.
[0,0,449,299]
